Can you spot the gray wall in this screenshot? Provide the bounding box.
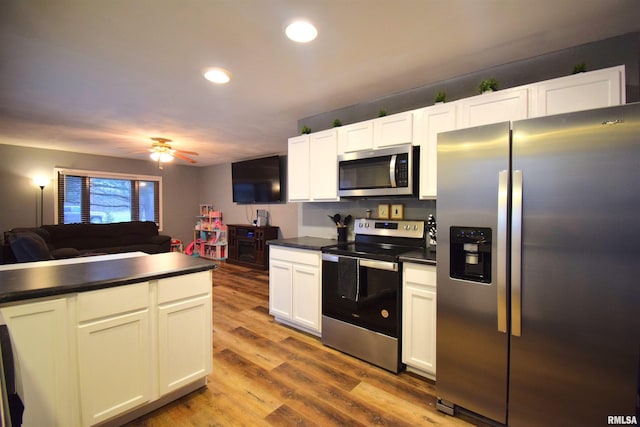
[197,162,298,239]
[299,32,640,132]
[0,144,201,246]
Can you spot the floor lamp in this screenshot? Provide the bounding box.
[33,176,49,226]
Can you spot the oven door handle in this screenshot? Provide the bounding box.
[359,259,398,272]
[322,253,339,262]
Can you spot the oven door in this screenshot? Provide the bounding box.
[322,253,401,337]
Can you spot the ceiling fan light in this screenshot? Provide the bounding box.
[285,20,317,43]
[204,67,231,84]
[159,152,174,162]
[150,151,160,161]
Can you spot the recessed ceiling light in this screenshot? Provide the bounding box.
[285,20,318,43]
[203,67,231,84]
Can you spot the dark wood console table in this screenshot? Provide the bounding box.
[226,225,279,270]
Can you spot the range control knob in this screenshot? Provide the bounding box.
[358,223,363,228]
[414,225,419,231]
[365,223,370,228]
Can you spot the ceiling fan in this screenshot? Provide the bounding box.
[148,137,198,168]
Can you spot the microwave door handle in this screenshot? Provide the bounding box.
[389,154,397,187]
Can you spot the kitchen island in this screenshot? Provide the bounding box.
[0,252,217,427]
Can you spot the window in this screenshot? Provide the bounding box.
[55,169,162,228]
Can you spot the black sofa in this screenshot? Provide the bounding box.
[2,221,171,264]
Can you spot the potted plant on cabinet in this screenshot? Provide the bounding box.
[300,125,311,134]
[572,62,587,74]
[434,91,446,104]
[332,119,342,127]
[478,78,499,94]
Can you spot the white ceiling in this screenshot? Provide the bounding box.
[1,0,639,167]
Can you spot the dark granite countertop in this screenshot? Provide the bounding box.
[267,236,340,251]
[399,249,437,266]
[0,252,217,304]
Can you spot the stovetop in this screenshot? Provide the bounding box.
[322,242,419,262]
[322,218,427,262]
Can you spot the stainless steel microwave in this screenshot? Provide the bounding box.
[338,144,418,197]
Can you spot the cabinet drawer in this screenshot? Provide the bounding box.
[404,263,436,287]
[158,271,212,304]
[269,247,320,266]
[77,282,149,322]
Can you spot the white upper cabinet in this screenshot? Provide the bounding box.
[374,111,414,148]
[288,130,339,202]
[338,120,374,153]
[309,129,339,201]
[459,87,529,128]
[532,65,625,117]
[287,134,311,201]
[416,104,457,199]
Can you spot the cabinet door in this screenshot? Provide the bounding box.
[157,272,212,395]
[418,104,457,199]
[77,309,151,426]
[269,259,293,320]
[459,87,528,128]
[402,264,437,376]
[534,65,625,117]
[374,111,413,148]
[288,135,310,201]
[292,264,321,333]
[309,129,339,201]
[338,120,374,153]
[76,283,151,426]
[158,294,212,395]
[0,298,75,427]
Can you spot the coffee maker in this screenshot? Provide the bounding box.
[449,226,492,283]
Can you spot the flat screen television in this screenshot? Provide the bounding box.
[232,155,282,204]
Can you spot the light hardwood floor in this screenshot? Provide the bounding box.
[125,261,482,426]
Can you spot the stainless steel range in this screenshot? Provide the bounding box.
[321,218,426,373]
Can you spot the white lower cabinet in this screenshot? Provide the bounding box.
[0,298,76,427]
[402,262,437,379]
[157,272,212,395]
[77,282,152,426]
[269,246,321,335]
[0,270,212,427]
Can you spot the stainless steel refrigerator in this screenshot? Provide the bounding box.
[435,103,640,426]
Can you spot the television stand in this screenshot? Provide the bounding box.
[226,225,279,270]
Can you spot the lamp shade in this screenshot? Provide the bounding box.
[33,176,50,188]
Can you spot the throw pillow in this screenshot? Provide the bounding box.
[8,232,53,262]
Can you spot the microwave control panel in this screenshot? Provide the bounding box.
[395,153,409,187]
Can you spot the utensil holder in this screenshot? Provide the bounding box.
[337,227,347,242]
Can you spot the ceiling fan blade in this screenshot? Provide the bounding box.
[151,137,172,144]
[174,153,197,163]
[175,149,199,155]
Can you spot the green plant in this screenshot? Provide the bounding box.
[332,119,342,127]
[300,125,311,134]
[378,109,387,117]
[478,78,499,93]
[572,62,586,74]
[435,91,446,103]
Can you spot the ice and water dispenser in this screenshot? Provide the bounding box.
[450,227,492,283]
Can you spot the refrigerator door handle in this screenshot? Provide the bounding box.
[511,170,523,337]
[497,170,508,333]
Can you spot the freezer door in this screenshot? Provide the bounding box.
[436,122,510,423]
[509,103,640,426]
